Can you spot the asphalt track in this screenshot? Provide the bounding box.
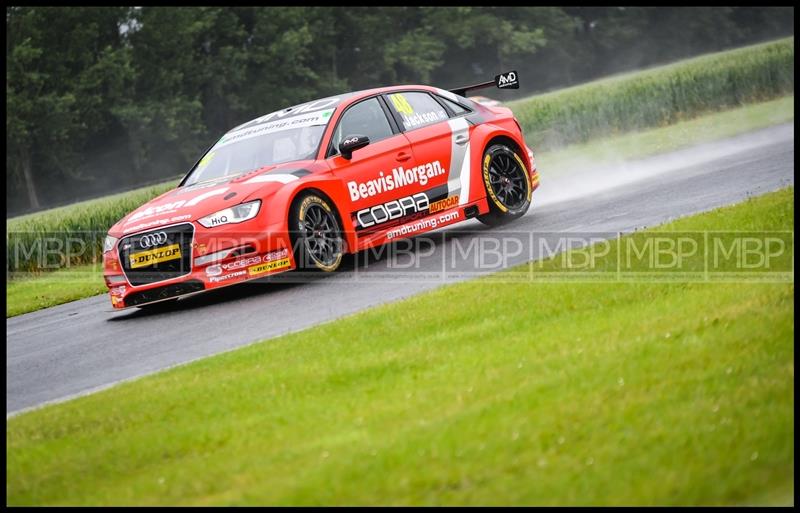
[7,123,794,415]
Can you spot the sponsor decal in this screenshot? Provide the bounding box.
[389,93,414,115]
[388,93,448,130]
[248,258,291,276]
[233,97,340,132]
[356,192,429,229]
[110,285,126,295]
[263,248,290,262]
[209,270,247,283]
[386,210,461,240]
[495,70,519,89]
[429,195,459,213]
[125,214,192,234]
[111,295,123,306]
[213,109,335,151]
[347,160,445,201]
[203,212,229,227]
[222,255,262,271]
[126,188,228,224]
[205,264,222,277]
[193,243,208,255]
[400,110,448,130]
[129,243,182,269]
[127,201,187,223]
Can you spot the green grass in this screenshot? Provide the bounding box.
[6,263,105,317]
[511,37,794,150]
[7,188,793,506]
[537,95,794,174]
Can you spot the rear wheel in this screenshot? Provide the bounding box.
[290,193,344,272]
[477,144,532,227]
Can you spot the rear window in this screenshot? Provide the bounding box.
[437,95,470,116]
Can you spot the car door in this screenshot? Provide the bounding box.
[326,95,417,235]
[383,90,472,210]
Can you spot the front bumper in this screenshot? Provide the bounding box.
[103,220,294,309]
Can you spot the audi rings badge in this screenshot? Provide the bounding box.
[139,231,168,248]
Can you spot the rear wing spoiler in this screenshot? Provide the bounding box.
[449,70,519,97]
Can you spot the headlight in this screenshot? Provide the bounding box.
[198,200,261,228]
[103,235,118,253]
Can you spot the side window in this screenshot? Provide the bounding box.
[387,92,449,131]
[437,96,470,116]
[330,97,394,156]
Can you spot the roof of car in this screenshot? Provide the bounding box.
[228,84,455,135]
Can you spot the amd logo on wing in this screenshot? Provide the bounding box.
[495,70,519,89]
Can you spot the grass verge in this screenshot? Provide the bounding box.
[537,95,794,174]
[6,263,105,317]
[6,187,794,505]
[511,37,793,149]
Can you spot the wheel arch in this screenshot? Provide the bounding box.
[482,134,529,173]
[287,185,357,254]
[466,125,530,207]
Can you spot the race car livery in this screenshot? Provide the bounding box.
[102,71,540,309]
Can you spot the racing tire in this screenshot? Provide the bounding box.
[290,192,345,272]
[477,144,532,227]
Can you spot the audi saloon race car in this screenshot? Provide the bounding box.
[102,71,540,309]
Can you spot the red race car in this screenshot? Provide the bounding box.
[102,71,539,309]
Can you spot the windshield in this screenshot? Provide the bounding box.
[183,107,335,187]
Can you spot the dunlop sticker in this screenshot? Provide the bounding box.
[248,258,291,276]
[129,243,182,269]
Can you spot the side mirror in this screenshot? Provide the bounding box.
[339,134,370,160]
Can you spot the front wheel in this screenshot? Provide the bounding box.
[290,193,345,272]
[477,144,532,227]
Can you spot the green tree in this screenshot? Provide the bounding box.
[6,6,132,209]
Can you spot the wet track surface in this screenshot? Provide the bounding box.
[7,123,794,415]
